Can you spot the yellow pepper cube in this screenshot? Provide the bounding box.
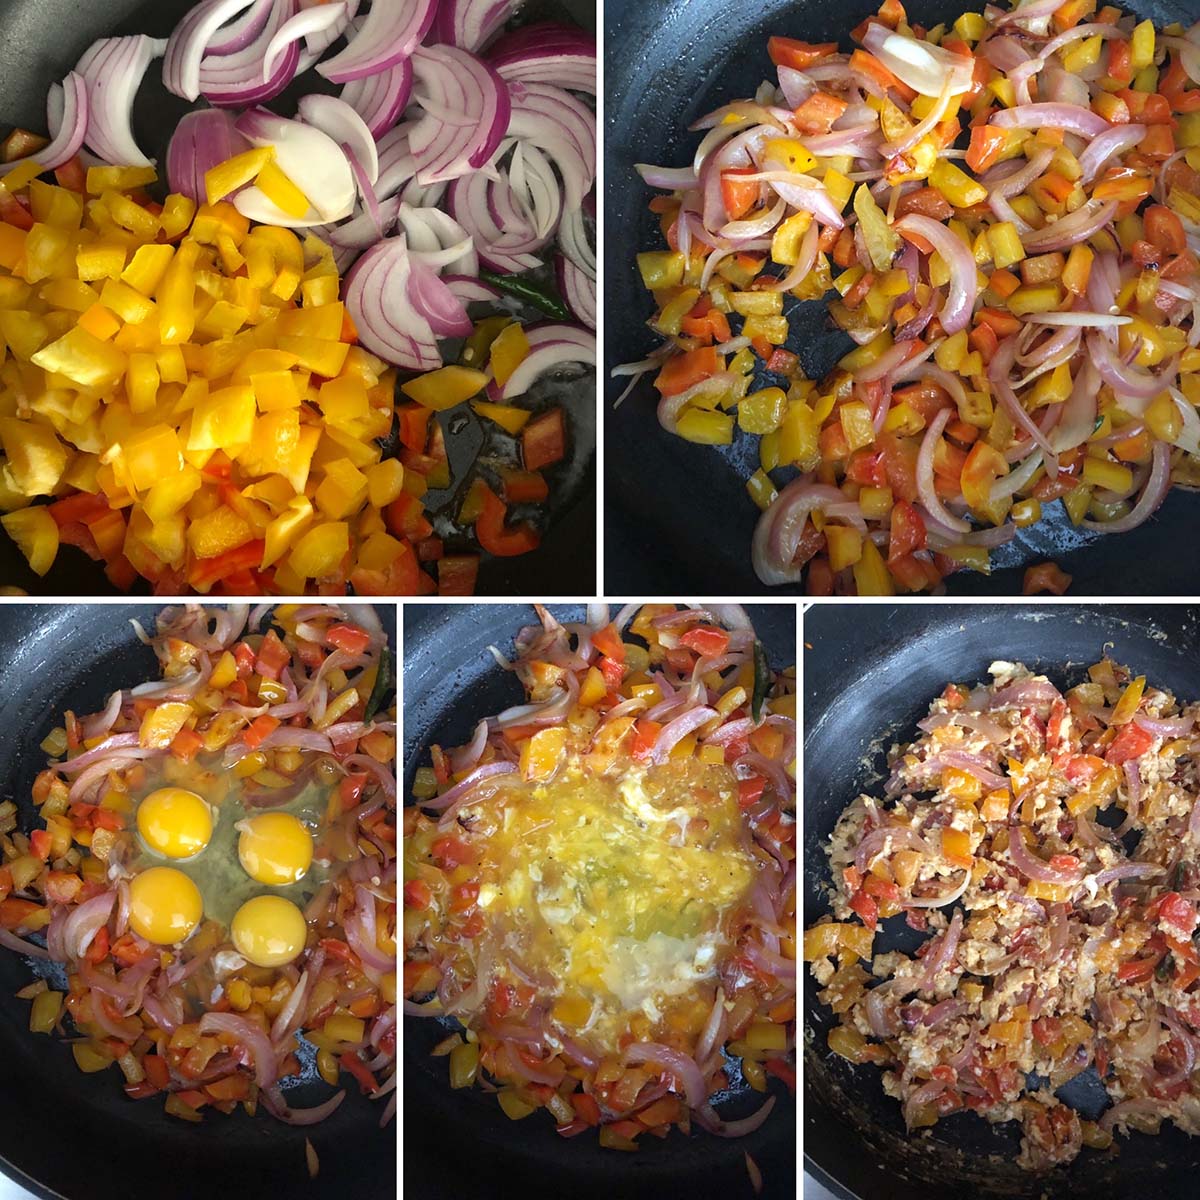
[276,336,349,378]
[250,369,300,413]
[32,327,126,389]
[87,165,156,194]
[159,194,196,241]
[262,495,314,569]
[120,244,175,296]
[315,458,369,520]
[123,424,181,493]
[143,464,202,523]
[365,458,404,508]
[986,221,1025,270]
[0,418,69,496]
[39,278,98,314]
[75,241,127,283]
[825,525,862,572]
[771,211,812,267]
[489,323,529,387]
[205,147,274,206]
[289,520,349,579]
[675,408,733,443]
[746,468,778,511]
[255,160,310,219]
[22,223,72,284]
[187,504,255,558]
[839,400,875,452]
[236,410,300,478]
[470,400,531,435]
[102,190,160,240]
[126,352,160,415]
[319,375,370,425]
[0,506,58,575]
[156,344,188,386]
[187,384,256,452]
[0,311,49,360]
[737,387,787,435]
[400,365,488,411]
[29,180,83,230]
[277,303,344,341]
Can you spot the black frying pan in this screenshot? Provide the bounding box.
[0,604,394,1200]
[604,0,1200,597]
[0,0,595,597]
[804,602,1200,1199]
[402,602,797,1200]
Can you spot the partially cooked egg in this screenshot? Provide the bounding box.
[137,787,212,860]
[231,895,307,967]
[236,813,313,885]
[128,866,203,945]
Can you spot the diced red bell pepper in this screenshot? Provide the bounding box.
[475,484,540,557]
[254,630,290,680]
[848,888,879,931]
[386,493,434,543]
[767,37,837,71]
[326,623,371,656]
[592,623,625,662]
[243,714,281,749]
[522,407,566,472]
[436,554,479,596]
[679,626,730,659]
[397,403,431,452]
[720,168,761,221]
[630,719,663,762]
[1106,722,1155,765]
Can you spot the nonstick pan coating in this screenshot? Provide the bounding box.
[804,602,1200,1200]
[402,603,797,1200]
[0,0,595,597]
[604,0,1200,596]
[0,605,393,1200]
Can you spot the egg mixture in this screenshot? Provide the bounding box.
[464,755,758,1041]
[116,759,336,967]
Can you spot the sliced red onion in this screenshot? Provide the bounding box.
[507,82,595,213]
[624,1042,708,1108]
[407,45,510,185]
[649,706,717,764]
[1087,331,1176,405]
[444,274,500,304]
[58,733,141,773]
[407,257,472,338]
[262,1085,346,1126]
[200,1012,278,1088]
[446,172,540,274]
[1023,199,1118,254]
[421,761,517,814]
[919,910,963,992]
[163,0,257,100]
[988,338,1057,457]
[752,482,852,587]
[1100,1096,1169,1134]
[344,886,395,976]
[0,72,87,176]
[1134,714,1194,737]
[743,939,797,984]
[207,0,275,54]
[854,825,932,873]
[500,323,595,400]
[922,998,966,1028]
[319,0,436,82]
[894,215,976,334]
[167,108,247,204]
[263,2,347,81]
[297,93,378,184]
[557,254,596,330]
[1081,441,1171,534]
[990,103,1110,140]
[0,927,49,959]
[906,870,971,909]
[936,750,1008,791]
[199,0,301,107]
[918,409,972,533]
[76,35,166,167]
[61,891,116,962]
[326,194,402,248]
[341,57,413,139]
[489,22,596,95]
[1007,828,1083,885]
[1079,124,1147,185]
[861,23,974,96]
[434,0,520,53]
[694,1095,778,1138]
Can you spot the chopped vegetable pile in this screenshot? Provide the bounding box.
[0,0,597,594]
[807,658,1200,1170]
[621,0,1200,595]
[404,604,796,1153]
[0,603,395,1133]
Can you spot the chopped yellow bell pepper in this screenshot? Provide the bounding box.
[0,506,58,575]
[289,520,349,579]
[401,365,489,410]
[254,160,309,218]
[471,399,531,434]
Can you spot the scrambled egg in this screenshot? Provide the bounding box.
[469,755,756,1040]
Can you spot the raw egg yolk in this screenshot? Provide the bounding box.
[137,787,212,859]
[231,895,308,967]
[128,867,203,945]
[236,813,313,885]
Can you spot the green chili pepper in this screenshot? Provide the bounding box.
[480,270,571,321]
[364,644,393,723]
[752,640,771,723]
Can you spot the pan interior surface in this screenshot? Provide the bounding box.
[0,605,391,1200]
[402,604,797,1200]
[604,0,1200,596]
[804,603,1200,1200]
